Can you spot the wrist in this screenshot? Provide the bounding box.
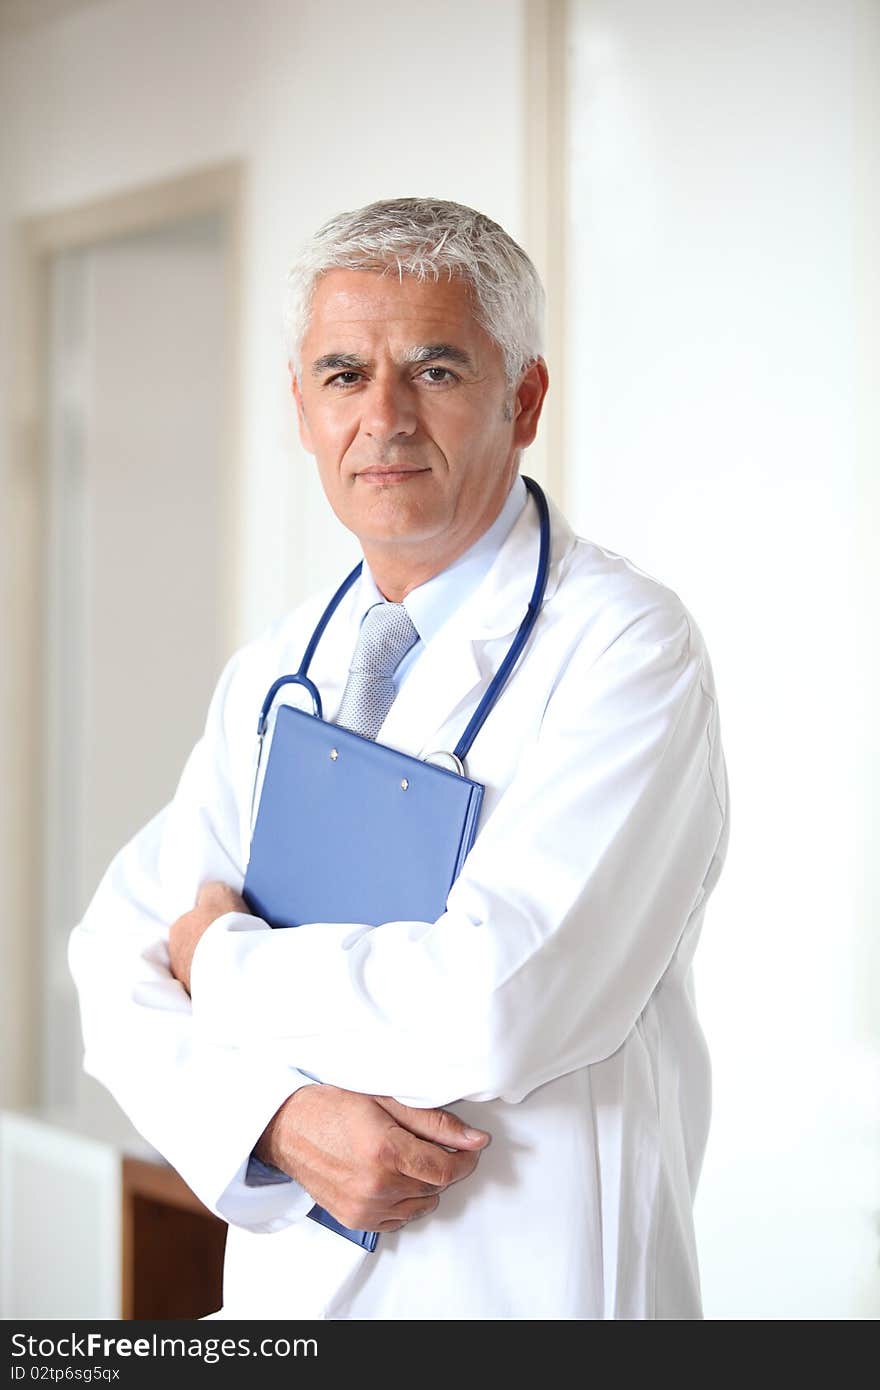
[253,1115,282,1169]
[253,1086,312,1175]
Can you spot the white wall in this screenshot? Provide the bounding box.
[0,0,527,1105]
[567,0,879,1318]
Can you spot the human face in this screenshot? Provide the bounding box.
[292,268,547,597]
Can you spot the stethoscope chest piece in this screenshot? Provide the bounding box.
[423,749,467,776]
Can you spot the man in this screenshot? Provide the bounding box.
[69,197,729,1320]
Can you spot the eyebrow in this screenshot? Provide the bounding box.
[311,352,370,376]
[310,343,476,377]
[402,343,475,370]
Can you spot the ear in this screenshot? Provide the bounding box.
[290,364,315,454]
[512,357,550,450]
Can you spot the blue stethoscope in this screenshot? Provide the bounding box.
[250,475,551,827]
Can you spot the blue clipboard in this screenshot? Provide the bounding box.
[242,477,551,1252]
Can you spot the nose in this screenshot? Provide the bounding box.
[362,373,417,444]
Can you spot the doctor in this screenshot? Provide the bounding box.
[69,197,729,1320]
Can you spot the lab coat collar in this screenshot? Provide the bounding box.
[375,485,577,758]
[454,483,575,640]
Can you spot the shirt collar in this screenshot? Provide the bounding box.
[356,474,528,646]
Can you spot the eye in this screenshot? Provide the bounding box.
[418,366,457,385]
[326,371,362,388]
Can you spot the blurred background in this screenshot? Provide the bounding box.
[0,0,876,1320]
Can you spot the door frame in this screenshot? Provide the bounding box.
[5,161,244,1106]
[524,0,569,509]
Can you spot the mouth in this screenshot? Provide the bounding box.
[356,466,430,486]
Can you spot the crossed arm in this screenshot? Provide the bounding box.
[70,598,726,1235]
[167,883,490,1233]
[68,644,492,1236]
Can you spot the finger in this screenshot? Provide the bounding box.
[391,1192,441,1220]
[383,1175,444,1200]
[377,1097,490,1150]
[375,1193,441,1231]
[392,1130,484,1190]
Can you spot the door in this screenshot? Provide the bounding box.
[42,213,234,1128]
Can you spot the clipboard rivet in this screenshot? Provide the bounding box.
[400,777,409,790]
[330,748,338,761]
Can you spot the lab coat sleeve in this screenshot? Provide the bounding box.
[67,647,320,1231]
[190,600,729,1107]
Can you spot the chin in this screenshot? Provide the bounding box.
[350,489,442,535]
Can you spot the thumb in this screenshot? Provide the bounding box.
[376,1096,490,1149]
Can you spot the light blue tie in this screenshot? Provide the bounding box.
[335,601,420,740]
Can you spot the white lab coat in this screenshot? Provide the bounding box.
[68,487,729,1320]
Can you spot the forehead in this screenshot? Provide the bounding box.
[303,267,491,352]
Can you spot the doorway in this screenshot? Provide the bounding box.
[8,164,242,1126]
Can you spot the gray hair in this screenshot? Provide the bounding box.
[285,197,545,385]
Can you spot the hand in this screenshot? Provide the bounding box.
[168,881,249,994]
[254,1085,491,1233]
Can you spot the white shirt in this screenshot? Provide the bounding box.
[68,479,729,1319]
